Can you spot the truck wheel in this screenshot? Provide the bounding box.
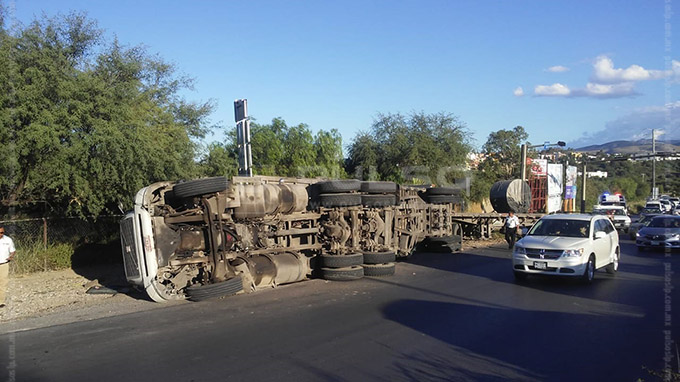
[361,194,397,207]
[319,193,362,208]
[173,176,230,198]
[321,253,364,268]
[360,181,397,194]
[426,195,461,204]
[426,187,460,196]
[317,180,361,193]
[185,276,243,301]
[322,265,364,281]
[363,262,396,276]
[362,250,396,264]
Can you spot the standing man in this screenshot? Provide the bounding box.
[505,211,520,249]
[0,225,15,307]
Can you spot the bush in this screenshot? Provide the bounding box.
[9,242,75,275]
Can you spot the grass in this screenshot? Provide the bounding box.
[9,241,75,275]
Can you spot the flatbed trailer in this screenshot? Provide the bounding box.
[453,213,545,238]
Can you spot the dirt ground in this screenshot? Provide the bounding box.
[0,238,506,327]
[0,263,148,324]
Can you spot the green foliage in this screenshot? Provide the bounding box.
[469,126,528,202]
[0,12,217,217]
[213,118,346,178]
[10,242,74,274]
[199,142,239,178]
[345,112,471,184]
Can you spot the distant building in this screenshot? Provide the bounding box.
[576,170,608,178]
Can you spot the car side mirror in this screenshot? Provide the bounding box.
[594,231,607,240]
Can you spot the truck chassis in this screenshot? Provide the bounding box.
[120,176,461,302]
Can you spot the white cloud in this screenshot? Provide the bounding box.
[513,86,524,96]
[568,101,680,147]
[573,82,637,98]
[534,82,637,98]
[591,55,680,84]
[534,83,571,96]
[546,65,569,73]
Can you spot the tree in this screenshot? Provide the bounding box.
[469,126,528,202]
[345,112,471,184]
[229,118,345,178]
[0,12,218,217]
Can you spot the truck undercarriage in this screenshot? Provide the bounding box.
[120,176,461,302]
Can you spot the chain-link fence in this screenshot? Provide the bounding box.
[0,216,123,274]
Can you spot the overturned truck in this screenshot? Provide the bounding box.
[120,176,461,302]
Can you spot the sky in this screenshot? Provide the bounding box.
[5,0,679,151]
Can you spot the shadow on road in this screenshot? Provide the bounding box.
[382,298,660,381]
[405,243,667,305]
[70,243,150,301]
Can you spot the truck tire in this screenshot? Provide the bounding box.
[360,181,397,194]
[428,235,462,245]
[361,194,397,207]
[321,253,364,268]
[173,177,230,198]
[322,265,364,281]
[363,262,396,276]
[185,276,243,301]
[319,193,362,208]
[426,195,461,204]
[426,187,459,196]
[317,180,361,193]
[362,250,396,264]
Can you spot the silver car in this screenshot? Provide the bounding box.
[628,214,660,240]
[636,215,680,251]
[512,214,620,283]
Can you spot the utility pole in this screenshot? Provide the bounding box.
[519,143,528,181]
[234,99,253,177]
[652,129,656,198]
[580,161,587,213]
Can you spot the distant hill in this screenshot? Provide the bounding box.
[575,139,680,154]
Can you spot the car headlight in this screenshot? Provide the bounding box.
[562,248,584,258]
[513,246,526,255]
[636,232,641,237]
[671,233,680,239]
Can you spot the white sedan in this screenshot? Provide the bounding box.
[512,214,620,283]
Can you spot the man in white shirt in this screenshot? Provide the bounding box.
[0,226,16,307]
[505,211,520,249]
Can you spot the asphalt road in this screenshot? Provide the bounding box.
[1,238,678,382]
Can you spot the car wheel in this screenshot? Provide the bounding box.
[581,255,595,283]
[513,271,528,282]
[606,248,619,274]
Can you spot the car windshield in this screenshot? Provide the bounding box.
[593,209,626,216]
[642,208,662,214]
[528,219,590,238]
[648,217,680,228]
[638,215,657,224]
